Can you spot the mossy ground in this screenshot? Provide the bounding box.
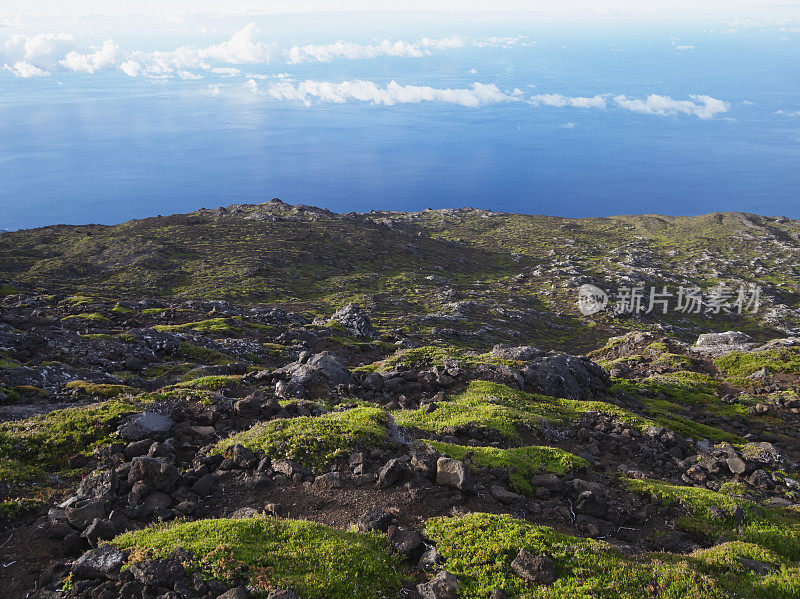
[0,399,138,483]
[395,380,656,443]
[112,516,405,598]
[715,348,800,387]
[425,512,800,599]
[154,318,242,336]
[427,441,588,495]
[64,380,140,398]
[213,406,389,469]
[625,478,800,560]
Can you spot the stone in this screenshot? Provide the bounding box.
[416,570,459,599]
[119,412,174,441]
[510,549,557,585]
[491,485,522,504]
[72,545,125,579]
[218,587,252,598]
[128,549,188,587]
[330,303,378,339]
[418,546,441,572]
[143,491,172,511]
[76,470,119,501]
[520,353,610,400]
[727,457,747,475]
[230,444,257,469]
[739,558,774,575]
[192,473,216,497]
[66,499,108,530]
[436,457,474,493]
[128,456,178,492]
[266,590,299,599]
[377,458,406,489]
[272,459,307,478]
[387,525,422,555]
[363,372,384,391]
[357,506,393,532]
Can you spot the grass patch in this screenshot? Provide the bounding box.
[427,441,588,495]
[213,406,389,469]
[65,380,139,398]
[425,512,800,599]
[179,342,233,365]
[153,318,241,336]
[61,312,111,323]
[625,478,800,560]
[166,375,242,391]
[377,346,520,371]
[396,380,657,443]
[112,516,404,598]
[715,348,800,387]
[0,399,138,483]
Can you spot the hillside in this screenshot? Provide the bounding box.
[2,200,799,352]
[1,202,800,598]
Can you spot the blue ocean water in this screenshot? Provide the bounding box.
[1,15,799,230]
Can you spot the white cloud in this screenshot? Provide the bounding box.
[260,79,516,107]
[196,22,272,64]
[286,40,424,64]
[3,60,49,77]
[244,78,258,93]
[530,93,606,108]
[675,45,695,50]
[120,60,141,77]
[60,39,120,73]
[1,32,74,70]
[613,94,729,119]
[419,35,466,49]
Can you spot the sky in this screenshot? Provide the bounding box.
[1,4,799,229]
[3,0,800,18]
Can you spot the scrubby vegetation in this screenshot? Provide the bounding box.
[213,406,389,469]
[427,441,588,495]
[425,512,800,599]
[112,516,404,598]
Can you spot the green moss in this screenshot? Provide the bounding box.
[153,318,241,336]
[179,342,233,365]
[715,348,800,386]
[427,441,587,495]
[112,516,404,598]
[0,284,19,296]
[167,375,242,391]
[213,406,389,469]
[425,512,800,599]
[110,303,135,315]
[61,312,111,323]
[79,333,114,340]
[396,380,656,443]
[65,380,139,398]
[0,497,43,519]
[377,346,520,371]
[625,478,800,560]
[0,399,138,482]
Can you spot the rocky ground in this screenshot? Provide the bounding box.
[1,285,800,598]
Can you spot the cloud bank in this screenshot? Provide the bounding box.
[251,79,516,107]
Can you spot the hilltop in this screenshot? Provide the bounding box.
[1,200,799,352]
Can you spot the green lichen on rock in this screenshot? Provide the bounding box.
[112,516,404,598]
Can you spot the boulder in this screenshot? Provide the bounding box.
[266,591,299,599]
[692,331,755,357]
[416,570,459,599]
[520,354,610,400]
[128,456,178,492]
[377,458,407,489]
[76,469,118,501]
[357,506,393,532]
[330,304,378,339]
[72,545,125,579]
[387,525,422,555]
[119,412,174,441]
[436,457,473,493]
[218,588,252,599]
